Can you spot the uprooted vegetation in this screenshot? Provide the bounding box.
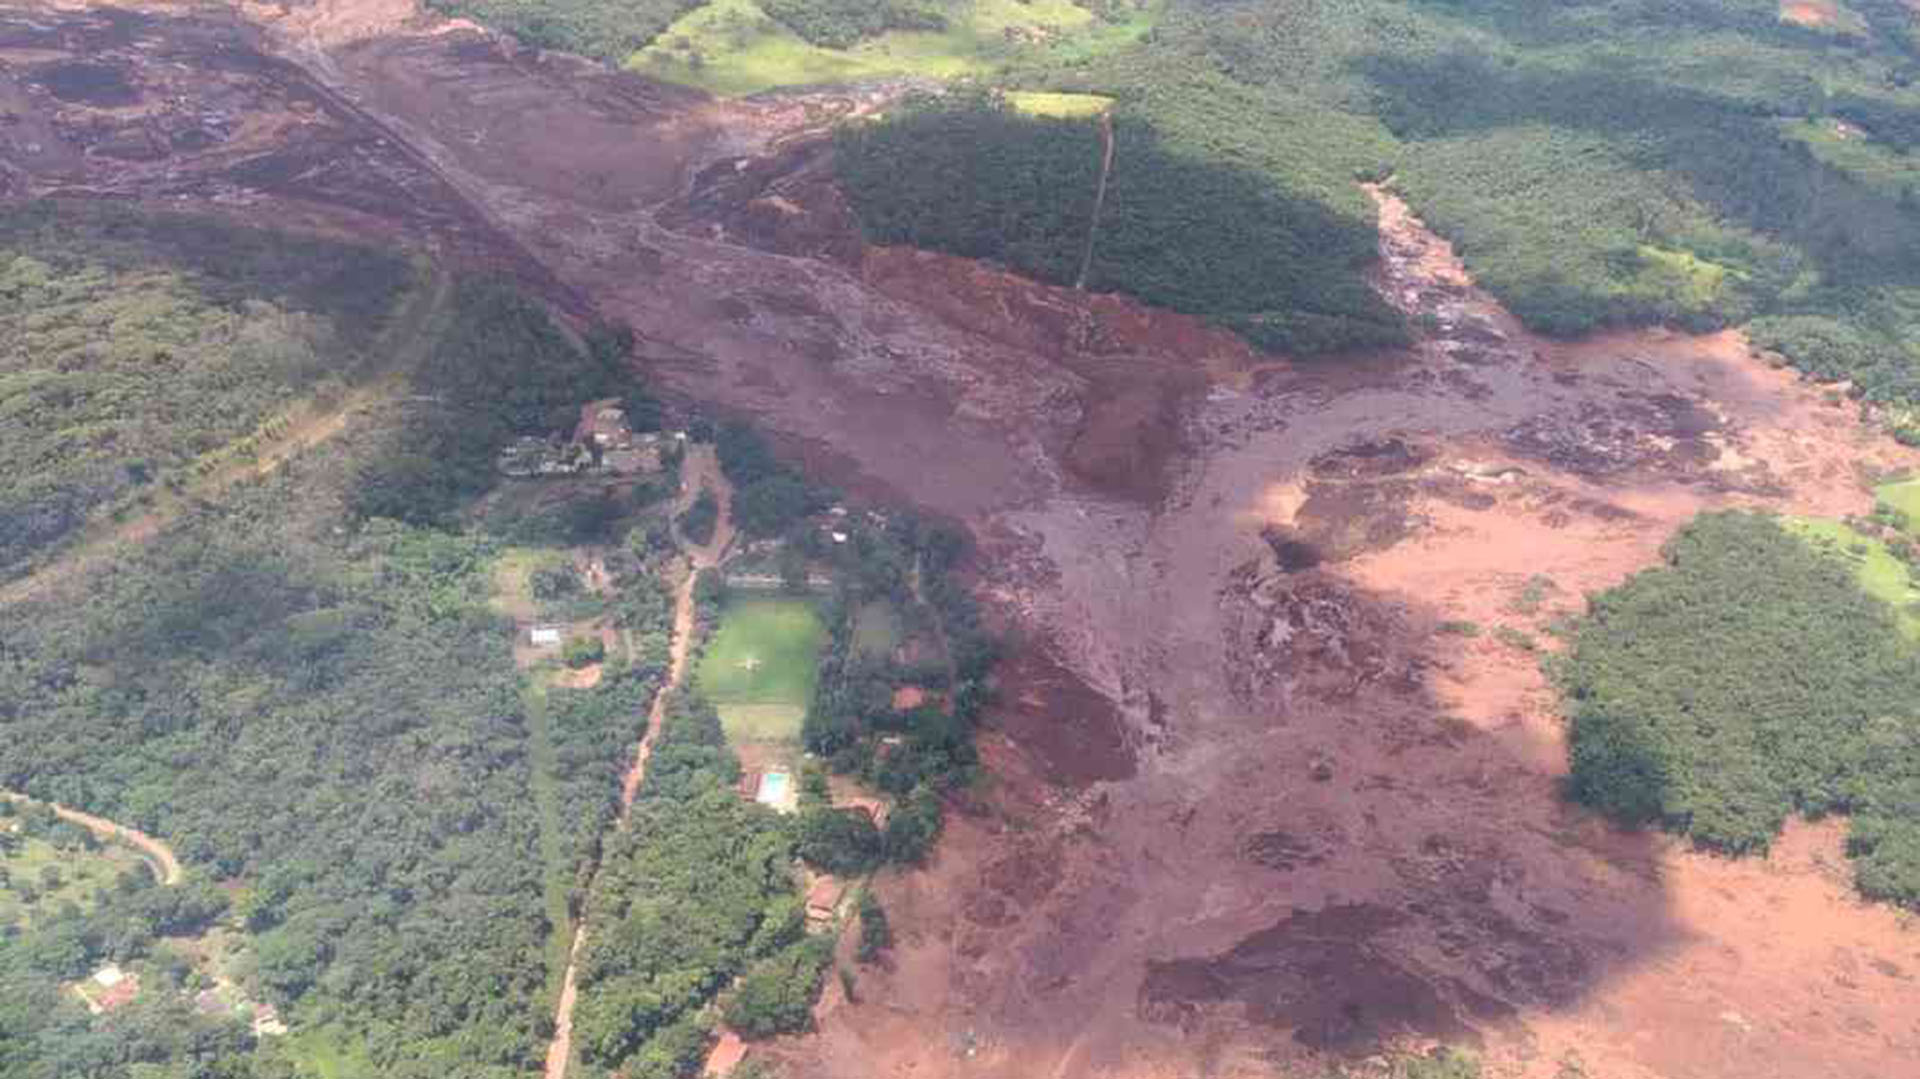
[1555,511,1920,908]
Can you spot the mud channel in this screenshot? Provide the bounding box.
[5,5,1919,1078]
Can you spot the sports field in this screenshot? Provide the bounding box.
[696,596,828,742]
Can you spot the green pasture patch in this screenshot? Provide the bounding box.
[276,1024,376,1079]
[1874,476,1920,532]
[0,833,149,927]
[630,0,1104,96]
[1007,91,1113,118]
[1783,517,1920,638]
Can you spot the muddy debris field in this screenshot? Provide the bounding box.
[6,4,1920,1078]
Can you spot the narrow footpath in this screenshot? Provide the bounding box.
[544,445,735,1079]
[1074,111,1116,292]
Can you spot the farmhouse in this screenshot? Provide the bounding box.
[76,964,140,1014]
[602,439,664,476]
[839,795,890,828]
[496,436,584,477]
[529,625,563,647]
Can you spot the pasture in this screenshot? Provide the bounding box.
[697,596,828,743]
[0,831,149,927]
[1783,517,1920,639]
[629,0,1111,96]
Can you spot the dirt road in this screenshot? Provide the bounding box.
[0,791,183,886]
[545,444,734,1079]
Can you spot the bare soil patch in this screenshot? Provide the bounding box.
[1781,1,1842,28]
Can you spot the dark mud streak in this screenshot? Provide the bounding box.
[1140,904,1515,1055]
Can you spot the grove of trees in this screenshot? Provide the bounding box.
[1555,512,1920,908]
[0,202,410,579]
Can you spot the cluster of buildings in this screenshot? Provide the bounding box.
[73,963,286,1036]
[495,401,681,479]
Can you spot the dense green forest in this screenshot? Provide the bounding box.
[1554,512,1920,908]
[423,0,703,60]
[1004,0,1920,386]
[0,237,673,1076]
[758,0,946,48]
[835,91,1408,354]
[839,0,1920,385]
[352,280,653,527]
[569,691,818,1077]
[0,202,411,579]
[834,93,1106,285]
[424,0,1920,404]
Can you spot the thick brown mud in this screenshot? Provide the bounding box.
[8,7,1920,1079]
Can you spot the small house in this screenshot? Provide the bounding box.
[529,625,563,648]
[839,795,890,829]
[602,444,664,476]
[77,965,140,1014]
[805,877,848,926]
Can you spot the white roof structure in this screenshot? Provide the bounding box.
[529,626,562,647]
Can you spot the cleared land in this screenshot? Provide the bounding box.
[1783,517,1920,638]
[1875,475,1920,523]
[0,833,150,927]
[629,0,1121,95]
[696,596,827,742]
[1006,91,1113,118]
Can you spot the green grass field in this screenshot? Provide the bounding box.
[697,596,827,742]
[1783,517,1920,639]
[0,833,148,927]
[629,0,1128,96]
[1007,91,1112,118]
[1876,476,1920,528]
[273,1025,376,1079]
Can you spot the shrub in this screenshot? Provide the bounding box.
[563,636,607,669]
[856,891,892,963]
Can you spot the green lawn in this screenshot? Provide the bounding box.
[1007,91,1112,118]
[852,599,903,659]
[629,0,1125,96]
[696,596,827,742]
[274,1024,376,1079]
[1876,476,1920,530]
[0,833,148,927]
[1783,517,1920,639]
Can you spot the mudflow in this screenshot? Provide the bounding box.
[5,3,1919,1077]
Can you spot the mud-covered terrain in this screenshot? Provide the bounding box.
[8,5,1919,1078]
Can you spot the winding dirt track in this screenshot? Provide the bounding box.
[0,791,183,886]
[545,445,734,1079]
